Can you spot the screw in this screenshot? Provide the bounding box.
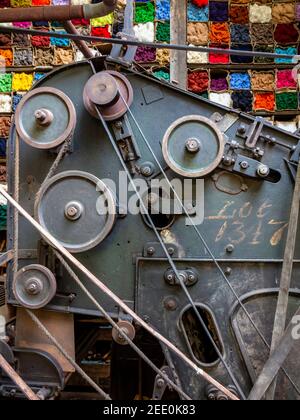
[164,297,177,311]
[185,138,200,153]
[226,244,235,253]
[168,247,175,256]
[143,315,150,323]
[157,378,165,388]
[166,273,174,283]
[240,161,249,169]
[115,121,122,129]
[141,166,152,177]
[257,164,269,177]
[208,392,216,400]
[147,247,155,256]
[188,274,195,282]
[238,125,246,135]
[67,206,78,217]
[224,267,232,276]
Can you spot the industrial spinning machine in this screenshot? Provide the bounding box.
[0,0,300,401]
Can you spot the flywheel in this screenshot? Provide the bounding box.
[35,170,116,253]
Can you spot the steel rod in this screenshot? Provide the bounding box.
[0,354,40,400]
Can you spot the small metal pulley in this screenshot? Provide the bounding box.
[112,321,136,346]
[83,70,133,121]
[12,264,57,309]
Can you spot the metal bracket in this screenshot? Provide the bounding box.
[143,243,179,258]
[164,268,198,287]
[112,115,141,175]
[233,155,281,184]
[108,33,138,66]
[290,140,300,164]
[152,366,173,400]
[236,118,265,149]
[211,112,239,133]
[0,251,14,267]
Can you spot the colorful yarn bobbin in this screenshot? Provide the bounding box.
[230,72,251,89]
[188,71,209,93]
[156,0,170,20]
[12,73,34,92]
[276,92,298,110]
[209,23,230,44]
[276,70,297,89]
[156,21,170,43]
[254,92,275,111]
[209,2,229,22]
[187,3,209,22]
[134,2,155,24]
[231,91,253,112]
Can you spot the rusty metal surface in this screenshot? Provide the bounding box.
[0,354,40,400]
[15,308,75,374]
[83,70,134,121]
[0,5,84,23]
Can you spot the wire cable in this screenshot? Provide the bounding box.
[1,26,299,61]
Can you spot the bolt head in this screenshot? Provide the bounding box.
[240,161,249,169]
[168,247,175,256]
[115,121,122,129]
[226,244,235,253]
[157,378,165,388]
[185,138,201,153]
[224,267,232,275]
[257,164,269,177]
[147,247,155,256]
[67,206,77,217]
[238,125,246,135]
[164,297,177,311]
[141,166,152,177]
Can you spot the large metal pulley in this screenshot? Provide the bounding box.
[15,87,76,149]
[13,264,57,309]
[35,170,116,253]
[83,70,133,121]
[162,115,225,178]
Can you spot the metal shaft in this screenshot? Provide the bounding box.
[0,0,117,23]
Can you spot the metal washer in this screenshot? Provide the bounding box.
[13,264,57,310]
[162,115,225,178]
[15,87,76,150]
[34,170,116,253]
